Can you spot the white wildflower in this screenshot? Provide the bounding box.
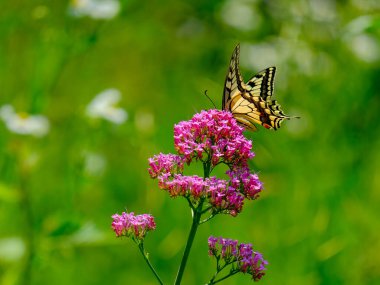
[0,105,50,137]
[69,0,120,20]
[86,88,128,124]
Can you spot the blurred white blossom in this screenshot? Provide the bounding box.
[344,16,380,63]
[83,151,106,176]
[309,0,336,22]
[345,15,373,35]
[0,237,25,262]
[220,0,261,31]
[0,105,50,137]
[244,43,280,70]
[86,88,128,124]
[69,222,105,244]
[349,34,379,63]
[69,0,120,20]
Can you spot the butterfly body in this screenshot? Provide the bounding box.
[223,44,297,131]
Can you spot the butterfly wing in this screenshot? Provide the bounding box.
[223,44,258,131]
[227,93,260,131]
[223,44,245,110]
[243,68,296,130]
[223,44,298,131]
[245,67,276,101]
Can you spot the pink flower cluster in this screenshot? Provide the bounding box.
[155,172,263,216]
[227,167,263,200]
[174,109,254,166]
[148,153,184,178]
[111,211,156,240]
[156,174,245,214]
[149,172,262,216]
[148,109,263,216]
[208,236,268,281]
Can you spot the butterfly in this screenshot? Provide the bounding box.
[223,44,298,131]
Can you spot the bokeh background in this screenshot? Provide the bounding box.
[1,0,380,284]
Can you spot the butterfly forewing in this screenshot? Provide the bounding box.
[223,44,245,110]
[222,44,297,131]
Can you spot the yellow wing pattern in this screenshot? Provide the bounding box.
[223,44,298,131]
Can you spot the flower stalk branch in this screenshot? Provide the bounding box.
[137,242,164,285]
[174,203,202,285]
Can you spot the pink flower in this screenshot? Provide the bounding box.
[207,178,245,214]
[227,167,263,200]
[208,236,268,281]
[174,110,254,166]
[148,153,184,178]
[111,211,156,240]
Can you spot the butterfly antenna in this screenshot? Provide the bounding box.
[204,90,217,109]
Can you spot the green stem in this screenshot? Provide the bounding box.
[207,269,220,285]
[137,242,164,285]
[174,206,202,285]
[174,159,212,284]
[207,268,238,285]
[204,161,211,178]
[199,213,215,224]
[208,273,233,285]
[206,257,238,284]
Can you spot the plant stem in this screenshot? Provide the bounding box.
[206,258,238,284]
[204,160,211,178]
[138,242,164,285]
[208,272,233,285]
[174,160,212,284]
[174,206,202,285]
[211,269,239,284]
[199,213,215,224]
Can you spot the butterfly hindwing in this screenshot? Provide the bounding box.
[245,67,276,101]
[229,93,260,131]
[222,44,297,131]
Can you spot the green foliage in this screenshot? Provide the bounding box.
[1,0,380,284]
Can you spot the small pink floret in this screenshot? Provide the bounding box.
[111,211,156,239]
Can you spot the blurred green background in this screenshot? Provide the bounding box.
[1,0,380,284]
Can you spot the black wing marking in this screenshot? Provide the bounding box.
[245,67,276,101]
[223,44,245,110]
